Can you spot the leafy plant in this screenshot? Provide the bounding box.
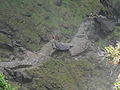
[105,42,120,64]
[0,72,12,90]
[114,74,120,90]
[105,42,120,90]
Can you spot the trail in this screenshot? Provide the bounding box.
[0,40,55,70]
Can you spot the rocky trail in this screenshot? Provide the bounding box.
[0,39,72,71]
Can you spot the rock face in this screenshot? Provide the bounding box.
[69,15,117,56]
[110,0,120,17]
[100,0,120,17]
[69,19,94,56]
[95,16,117,34]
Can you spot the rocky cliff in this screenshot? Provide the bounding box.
[0,0,120,90]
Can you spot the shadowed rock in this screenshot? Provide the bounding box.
[4,68,32,83]
[95,15,117,34]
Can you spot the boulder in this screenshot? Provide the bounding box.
[95,16,117,34]
[52,41,72,51]
[70,37,89,56]
[69,19,93,56]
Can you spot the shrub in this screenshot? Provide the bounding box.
[105,42,120,90]
[105,42,120,65]
[114,74,120,90]
[0,72,12,90]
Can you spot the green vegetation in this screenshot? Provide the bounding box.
[114,74,120,90]
[112,26,120,38]
[0,72,15,90]
[0,0,111,90]
[26,59,109,90]
[105,42,120,89]
[0,0,102,51]
[105,42,120,64]
[0,72,18,90]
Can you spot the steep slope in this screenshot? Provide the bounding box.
[1,0,120,90]
[0,0,102,60]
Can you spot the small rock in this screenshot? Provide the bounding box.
[22,13,32,17]
[55,0,62,6]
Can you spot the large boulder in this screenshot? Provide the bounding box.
[95,16,117,34]
[70,37,89,56]
[52,40,72,51]
[69,19,93,56]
